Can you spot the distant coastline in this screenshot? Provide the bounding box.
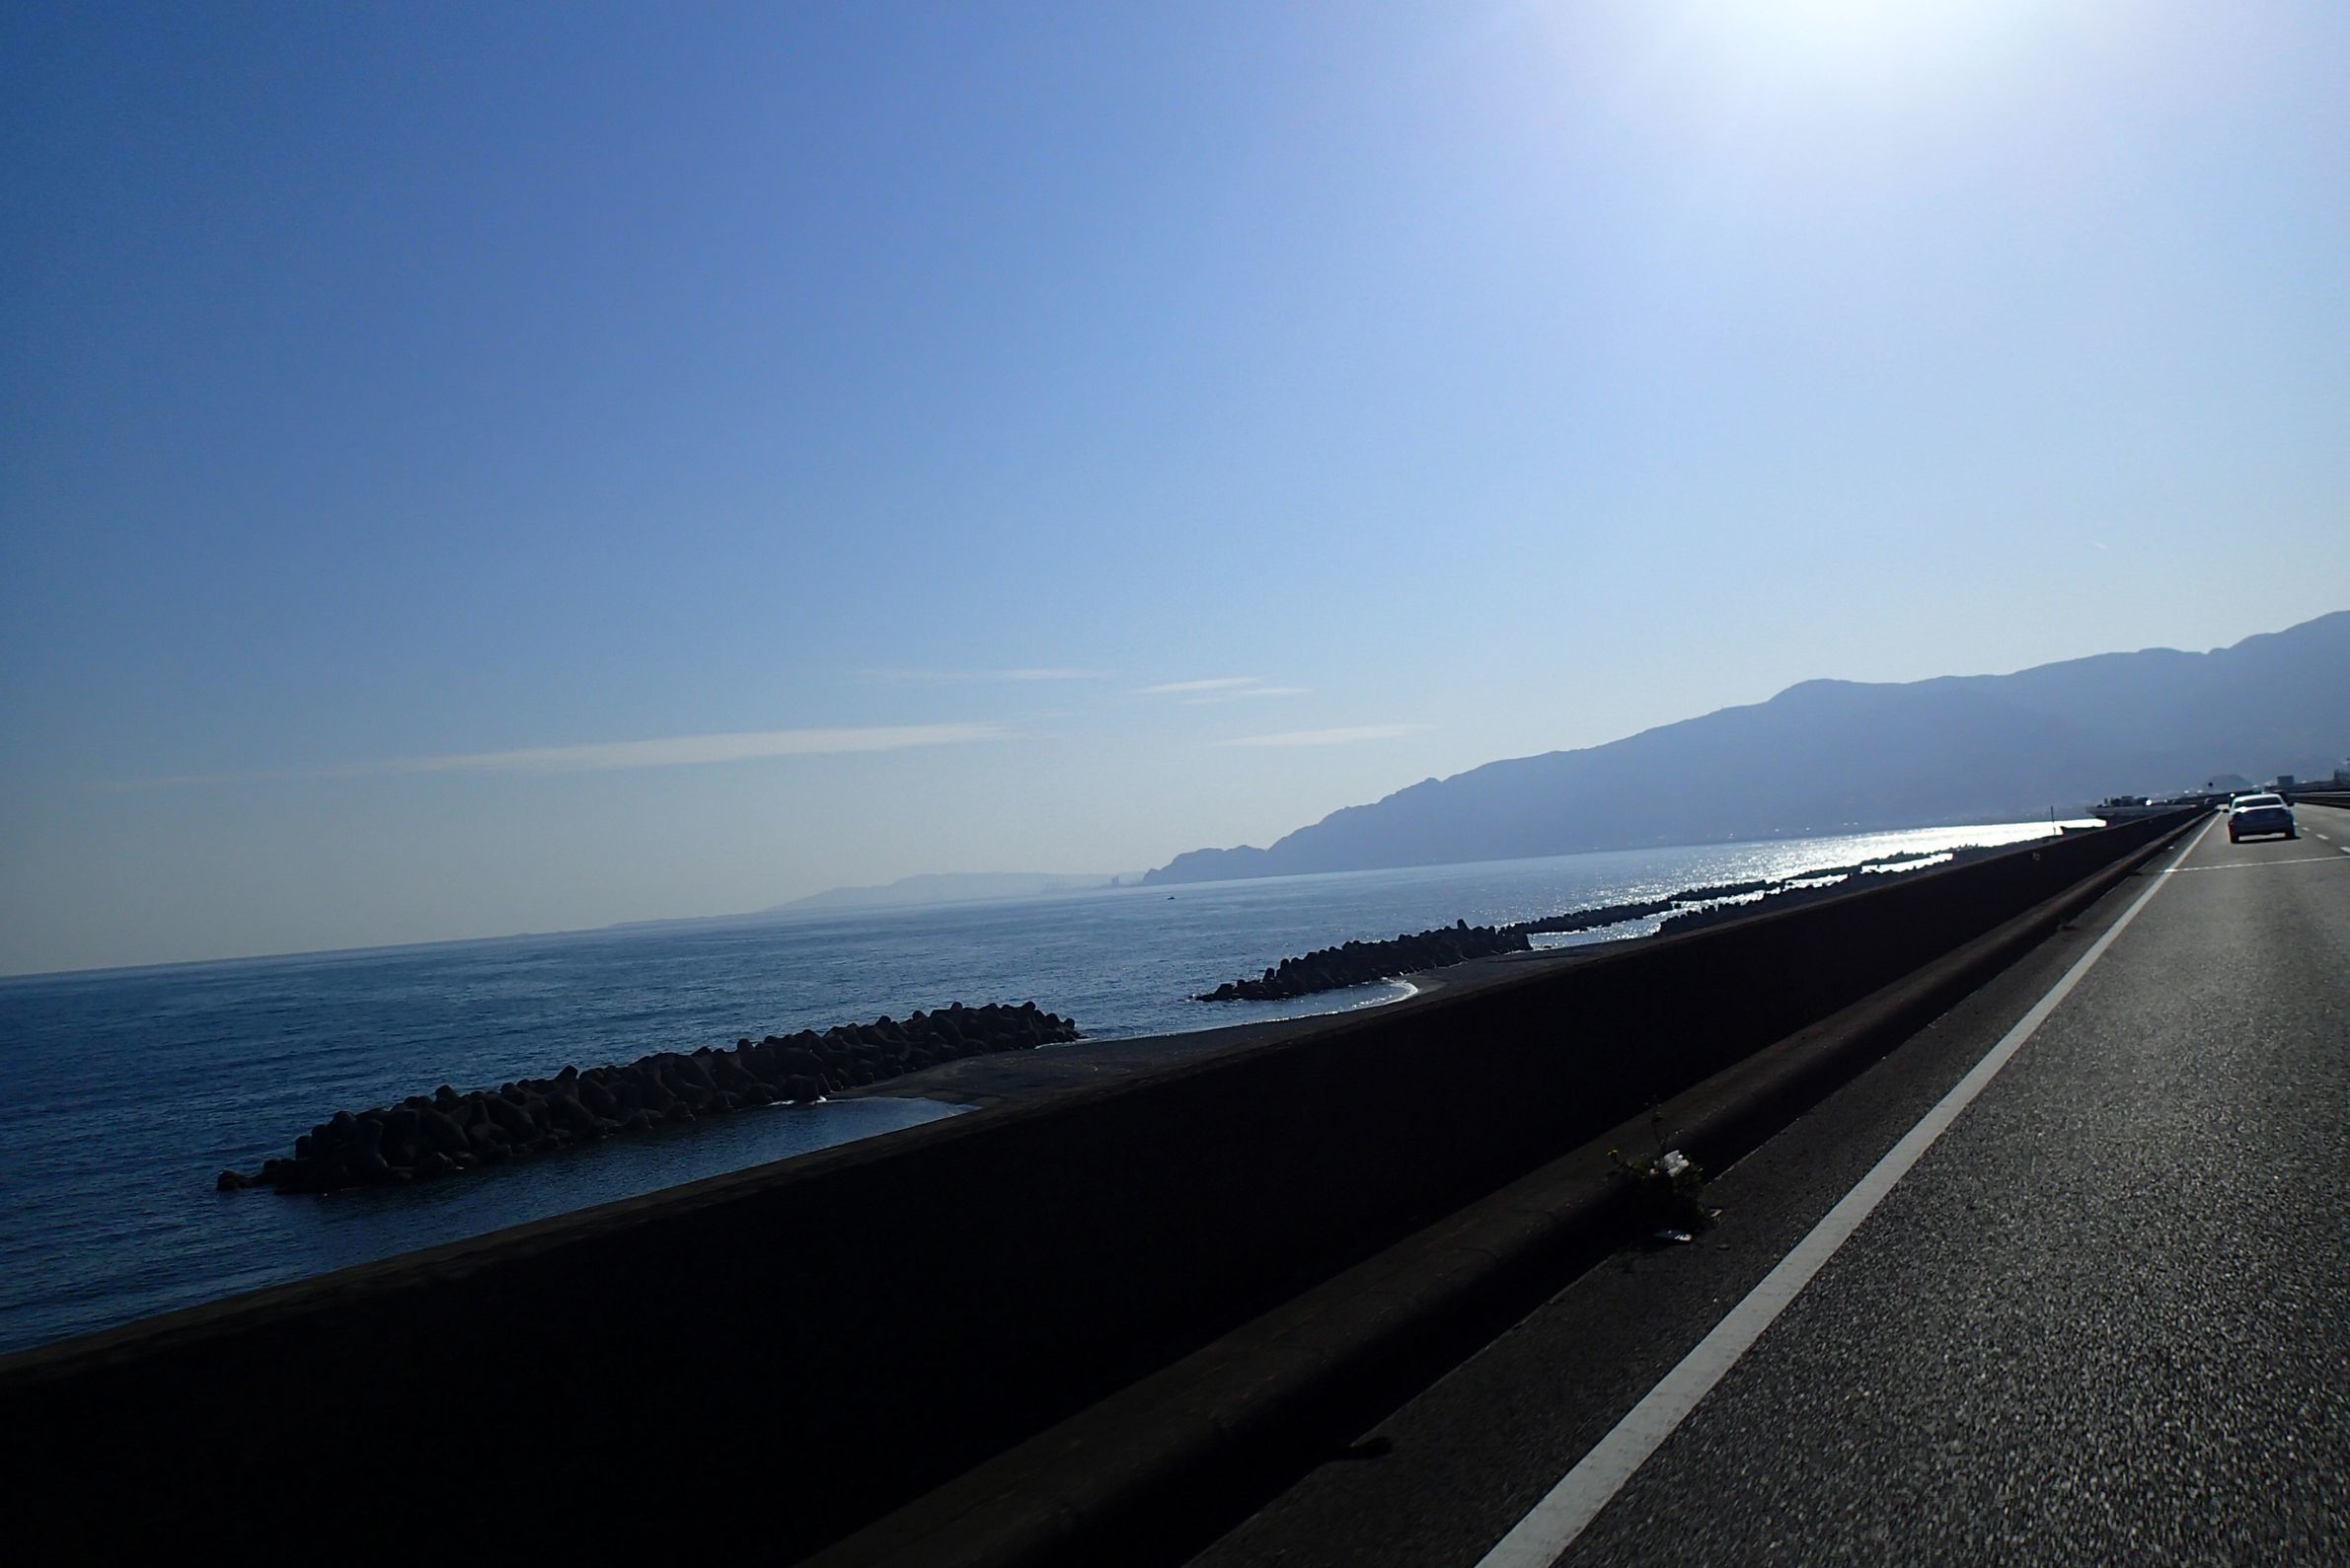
[1142,610,2348,888]
[1,815,2090,1354]
[773,870,1136,914]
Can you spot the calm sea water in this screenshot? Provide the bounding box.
[0,819,2073,1356]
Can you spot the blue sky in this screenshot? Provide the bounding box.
[4,1,2346,974]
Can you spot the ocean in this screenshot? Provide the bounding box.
[0,819,2074,1356]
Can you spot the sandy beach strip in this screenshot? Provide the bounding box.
[838,942,1595,1110]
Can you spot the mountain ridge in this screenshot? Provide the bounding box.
[1142,612,2350,886]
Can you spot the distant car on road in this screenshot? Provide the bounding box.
[2227,793,2297,843]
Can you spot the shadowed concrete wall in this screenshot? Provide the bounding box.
[0,813,2190,1560]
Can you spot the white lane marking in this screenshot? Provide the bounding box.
[1474,816,2213,1568]
[2170,856,2345,872]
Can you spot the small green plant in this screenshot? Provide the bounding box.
[1607,1110,1712,1234]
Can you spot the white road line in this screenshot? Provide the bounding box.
[1474,816,2213,1568]
[2171,856,2345,871]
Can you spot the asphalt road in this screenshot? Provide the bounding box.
[1186,806,2349,1567]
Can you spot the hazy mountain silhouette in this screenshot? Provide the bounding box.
[1144,612,2350,886]
[777,871,1125,913]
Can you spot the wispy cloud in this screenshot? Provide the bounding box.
[862,666,1103,684]
[1217,723,1431,748]
[1181,685,1310,706]
[125,723,1007,787]
[1133,676,1261,696]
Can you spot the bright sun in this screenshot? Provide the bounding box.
[1705,0,2040,92]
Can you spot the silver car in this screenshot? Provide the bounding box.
[2227,793,2297,843]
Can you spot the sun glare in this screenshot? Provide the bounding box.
[1701,0,2042,94]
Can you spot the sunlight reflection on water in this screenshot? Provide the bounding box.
[0,817,2087,1355]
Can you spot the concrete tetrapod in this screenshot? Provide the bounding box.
[216,1001,1080,1194]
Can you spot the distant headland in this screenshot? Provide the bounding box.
[775,870,1137,914]
[1144,610,2349,887]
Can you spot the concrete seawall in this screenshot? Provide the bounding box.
[0,813,2192,1559]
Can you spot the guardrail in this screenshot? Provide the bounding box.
[0,811,2197,1560]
